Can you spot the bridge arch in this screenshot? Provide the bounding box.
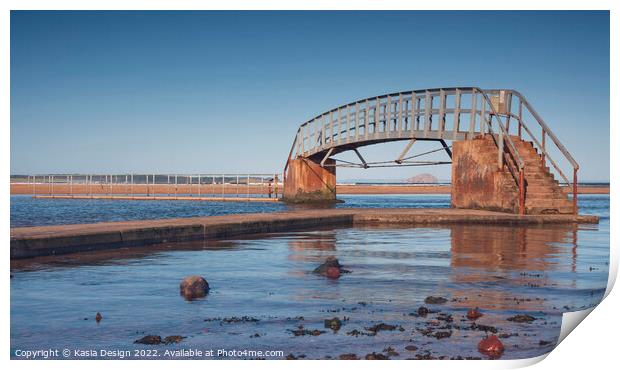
[283,87,579,215]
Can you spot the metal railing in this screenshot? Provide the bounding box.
[24,174,282,200]
[288,87,489,160]
[485,89,579,214]
[285,87,578,214]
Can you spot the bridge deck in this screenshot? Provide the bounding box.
[11,208,598,259]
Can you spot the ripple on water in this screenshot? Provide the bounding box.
[10,195,609,360]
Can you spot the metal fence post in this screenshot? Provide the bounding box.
[498,129,504,170]
[541,130,546,166]
[518,99,523,139]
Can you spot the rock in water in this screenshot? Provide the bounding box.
[417,306,429,317]
[406,173,438,184]
[180,275,210,300]
[313,256,342,275]
[134,335,162,345]
[365,352,388,360]
[163,335,185,344]
[424,296,448,304]
[326,266,341,279]
[324,317,342,331]
[467,308,483,320]
[507,314,536,323]
[477,335,504,359]
[95,312,102,323]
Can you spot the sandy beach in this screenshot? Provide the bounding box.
[10,183,610,196]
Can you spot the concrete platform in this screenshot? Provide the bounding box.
[10,208,599,259]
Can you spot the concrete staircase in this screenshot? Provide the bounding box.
[514,139,573,214]
[469,136,573,214]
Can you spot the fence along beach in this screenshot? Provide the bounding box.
[10,174,608,199]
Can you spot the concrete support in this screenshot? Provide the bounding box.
[451,137,520,213]
[283,158,337,203]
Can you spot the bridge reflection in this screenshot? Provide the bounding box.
[448,224,578,311]
[283,224,580,311]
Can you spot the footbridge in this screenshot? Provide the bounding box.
[283,87,579,215]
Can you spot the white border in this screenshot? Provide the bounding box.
[3,1,617,370]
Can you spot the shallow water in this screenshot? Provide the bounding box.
[10,195,609,360]
[10,194,451,227]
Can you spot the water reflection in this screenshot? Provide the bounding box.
[11,222,607,360]
[450,224,578,272]
[447,224,583,311]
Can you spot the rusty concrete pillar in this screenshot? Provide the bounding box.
[451,137,520,213]
[283,158,337,203]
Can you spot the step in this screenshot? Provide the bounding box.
[522,158,545,164]
[525,186,565,195]
[524,171,555,181]
[525,196,570,204]
[526,180,559,188]
[524,164,550,171]
[526,206,574,215]
[526,189,569,197]
[519,165,547,173]
[526,197,572,206]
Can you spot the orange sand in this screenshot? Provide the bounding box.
[10,183,608,195]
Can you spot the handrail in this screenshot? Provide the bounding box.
[474,88,526,214]
[496,89,579,214]
[513,117,570,185]
[504,90,579,170]
[474,88,525,170]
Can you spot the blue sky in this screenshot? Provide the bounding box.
[10,11,609,181]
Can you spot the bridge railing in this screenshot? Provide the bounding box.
[483,90,579,214]
[290,87,490,159]
[21,174,282,200]
[285,87,527,213]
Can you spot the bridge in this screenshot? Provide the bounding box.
[283,87,579,215]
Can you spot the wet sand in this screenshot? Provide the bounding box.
[10,183,609,195]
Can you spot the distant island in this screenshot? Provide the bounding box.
[406,173,439,184]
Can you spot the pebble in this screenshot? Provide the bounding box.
[477,335,505,359]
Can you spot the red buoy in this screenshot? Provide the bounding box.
[478,335,504,359]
